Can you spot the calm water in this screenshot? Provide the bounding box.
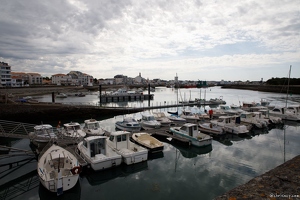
[1,87,300,200]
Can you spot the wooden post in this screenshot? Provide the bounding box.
[52,92,55,103]
[99,85,102,105]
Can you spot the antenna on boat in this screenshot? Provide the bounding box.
[284,65,291,163]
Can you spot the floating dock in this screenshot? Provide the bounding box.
[100,93,153,103]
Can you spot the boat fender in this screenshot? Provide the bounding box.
[71,166,82,175]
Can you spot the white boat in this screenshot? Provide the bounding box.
[198,122,225,136]
[210,116,249,135]
[58,122,86,138]
[29,124,57,144]
[240,112,267,129]
[180,110,199,123]
[115,117,142,132]
[37,144,81,195]
[209,96,226,104]
[169,123,212,147]
[140,112,161,130]
[131,132,164,153]
[83,119,105,136]
[167,113,186,122]
[77,136,122,171]
[269,106,300,121]
[153,112,172,126]
[258,109,283,124]
[106,131,148,165]
[56,93,67,98]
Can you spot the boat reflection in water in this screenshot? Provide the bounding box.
[160,137,213,158]
[83,161,148,186]
[39,180,81,200]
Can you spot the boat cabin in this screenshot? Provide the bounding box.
[34,124,54,135]
[82,136,106,158]
[108,131,130,150]
[178,123,199,137]
[64,122,81,131]
[84,119,100,129]
[142,113,156,121]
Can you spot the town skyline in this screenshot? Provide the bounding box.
[0,1,299,81]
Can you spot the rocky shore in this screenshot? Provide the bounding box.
[215,155,300,200]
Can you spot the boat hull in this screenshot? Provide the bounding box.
[115,123,141,132]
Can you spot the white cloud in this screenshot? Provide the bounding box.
[0,0,299,80]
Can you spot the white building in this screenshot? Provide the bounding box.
[27,73,43,85]
[51,74,73,85]
[0,62,11,87]
[68,71,93,86]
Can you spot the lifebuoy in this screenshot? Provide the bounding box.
[71,166,81,175]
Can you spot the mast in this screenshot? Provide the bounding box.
[285,65,291,108]
[284,65,291,163]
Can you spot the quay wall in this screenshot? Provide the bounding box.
[221,84,300,94]
[214,155,300,200]
[0,104,144,124]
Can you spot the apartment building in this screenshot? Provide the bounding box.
[0,62,11,87]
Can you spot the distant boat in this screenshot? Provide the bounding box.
[56,93,67,98]
[198,122,225,136]
[37,144,81,195]
[210,116,249,135]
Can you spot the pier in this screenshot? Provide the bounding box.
[100,93,153,103]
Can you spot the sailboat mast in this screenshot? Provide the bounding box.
[285,65,292,108]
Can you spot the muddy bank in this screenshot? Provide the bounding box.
[215,155,300,200]
[221,85,300,94]
[0,104,143,124]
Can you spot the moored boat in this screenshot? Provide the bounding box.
[58,122,86,139]
[140,112,161,130]
[37,144,81,195]
[106,131,148,165]
[29,124,57,144]
[131,132,164,153]
[210,116,249,135]
[77,136,122,171]
[169,123,212,147]
[198,122,225,136]
[115,117,142,132]
[83,119,105,136]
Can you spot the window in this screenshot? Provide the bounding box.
[117,135,121,142]
[109,135,114,141]
[83,140,87,148]
[122,134,126,141]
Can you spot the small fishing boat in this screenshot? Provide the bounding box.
[56,93,67,98]
[210,116,249,135]
[83,119,105,136]
[169,123,212,147]
[198,123,225,136]
[37,144,81,195]
[77,136,122,171]
[131,132,164,153]
[153,112,172,126]
[167,114,186,123]
[58,122,86,138]
[115,117,142,132]
[106,131,148,165]
[140,112,161,130]
[29,124,57,144]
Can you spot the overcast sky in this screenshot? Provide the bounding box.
[0,0,299,81]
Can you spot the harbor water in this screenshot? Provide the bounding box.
[1,86,300,200]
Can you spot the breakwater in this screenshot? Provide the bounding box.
[215,155,300,199]
[221,84,300,94]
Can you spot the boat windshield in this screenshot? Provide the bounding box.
[87,123,99,129]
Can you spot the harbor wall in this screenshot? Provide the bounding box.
[221,84,300,94]
[0,104,144,124]
[214,155,300,199]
